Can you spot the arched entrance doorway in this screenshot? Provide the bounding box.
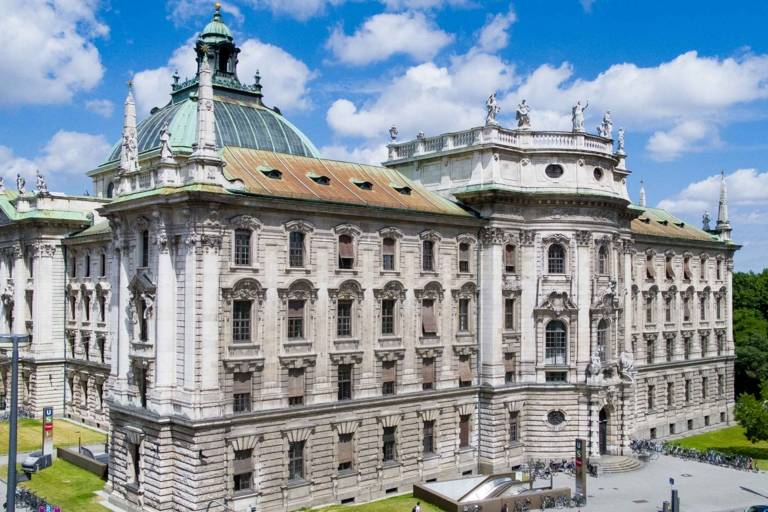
[599,408,609,455]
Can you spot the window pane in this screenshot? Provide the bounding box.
[545,321,567,365]
[381,299,395,335]
[338,364,352,400]
[337,300,352,337]
[422,241,434,271]
[458,299,469,332]
[234,229,251,266]
[232,300,252,342]
[289,231,304,267]
[288,300,304,339]
[548,244,565,274]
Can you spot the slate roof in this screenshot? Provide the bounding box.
[630,206,724,243]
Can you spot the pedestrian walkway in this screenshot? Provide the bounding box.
[552,455,767,512]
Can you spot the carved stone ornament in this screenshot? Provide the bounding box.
[536,291,577,317]
[278,279,318,302]
[1,284,14,307]
[479,227,505,247]
[229,215,261,231]
[373,281,406,301]
[520,158,531,167]
[31,243,57,258]
[223,278,266,303]
[419,229,441,242]
[618,351,635,375]
[334,223,362,237]
[519,229,536,247]
[200,234,222,253]
[414,281,444,301]
[576,230,593,247]
[586,355,602,377]
[284,219,314,234]
[378,226,404,239]
[621,238,635,254]
[328,280,364,301]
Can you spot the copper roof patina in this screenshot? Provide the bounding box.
[222,147,472,217]
[630,206,723,243]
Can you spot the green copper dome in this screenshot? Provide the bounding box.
[200,4,232,43]
[104,97,320,164]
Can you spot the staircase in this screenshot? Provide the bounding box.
[592,455,644,474]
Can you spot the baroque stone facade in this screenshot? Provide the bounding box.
[0,7,738,512]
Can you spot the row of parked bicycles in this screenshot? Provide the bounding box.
[629,438,759,472]
[524,458,599,480]
[0,409,37,422]
[11,488,61,511]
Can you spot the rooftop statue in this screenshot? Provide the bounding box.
[617,127,626,154]
[16,174,25,194]
[389,125,398,142]
[702,210,711,231]
[516,99,531,130]
[572,100,588,132]
[36,170,48,195]
[159,123,174,160]
[597,110,613,138]
[485,92,500,126]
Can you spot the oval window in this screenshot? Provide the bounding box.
[545,164,564,179]
[593,167,604,181]
[547,410,566,426]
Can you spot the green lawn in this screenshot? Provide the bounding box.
[7,459,110,512]
[0,418,106,455]
[315,494,445,512]
[674,425,768,470]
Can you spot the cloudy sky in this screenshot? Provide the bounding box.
[1,0,767,270]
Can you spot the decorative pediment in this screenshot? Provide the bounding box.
[374,348,405,362]
[451,282,477,299]
[222,278,266,303]
[279,354,317,369]
[536,291,577,317]
[374,281,406,301]
[278,279,318,301]
[129,272,156,294]
[328,280,364,301]
[229,214,261,231]
[378,226,404,239]
[542,233,570,246]
[284,219,314,234]
[415,281,444,301]
[456,233,477,246]
[132,216,150,232]
[334,223,362,237]
[419,229,441,243]
[329,351,363,365]
[643,332,658,341]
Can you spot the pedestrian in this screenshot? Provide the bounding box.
[412,501,422,512]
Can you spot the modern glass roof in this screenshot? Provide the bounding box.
[104,97,319,164]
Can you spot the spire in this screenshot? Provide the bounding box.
[119,81,139,174]
[190,48,219,160]
[639,180,646,207]
[714,170,732,240]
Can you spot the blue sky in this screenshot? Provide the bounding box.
[1,0,767,271]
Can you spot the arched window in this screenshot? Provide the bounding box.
[83,295,91,322]
[99,295,106,322]
[596,319,608,361]
[548,244,565,274]
[597,246,608,275]
[106,182,114,199]
[545,320,567,365]
[138,299,148,342]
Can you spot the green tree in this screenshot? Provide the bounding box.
[733,308,768,395]
[734,382,768,443]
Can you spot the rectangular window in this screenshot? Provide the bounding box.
[545,371,567,383]
[338,433,354,472]
[421,299,437,335]
[700,296,707,321]
[458,355,472,387]
[504,353,516,384]
[509,412,519,443]
[287,300,304,339]
[382,427,397,462]
[233,449,253,492]
[338,235,354,269]
[702,377,708,400]
[705,415,710,427]
[720,411,726,423]
[233,372,251,414]
[85,254,91,278]
[716,260,722,280]
[665,296,672,323]
[234,229,252,266]
[232,300,252,343]
[683,297,691,322]
[647,340,655,364]
[381,299,395,335]
[141,230,150,268]
[646,255,656,279]
[338,364,352,401]
[70,256,77,277]
[648,385,655,410]
[665,256,675,280]
[459,415,470,448]
[718,375,724,396]
[683,257,692,280]
[458,299,470,332]
[685,379,691,403]
[688,419,694,430]
[99,295,106,323]
[382,237,396,270]
[667,382,674,406]
[289,231,305,268]
[130,442,141,484]
[422,240,435,271]
[458,243,470,273]
[650,427,657,439]
[504,244,516,274]
[684,338,691,360]
[666,338,674,362]
[504,298,515,330]
[288,368,305,406]
[422,357,435,390]
[422,420,435,455]
[100,253,106,277]
[337,300,353,337]
[669,423,676,435]
[700,258,706,280]
[288,441,305,481]
[716,297,722,320]
[645,296,654,323]
[382,361,396,396]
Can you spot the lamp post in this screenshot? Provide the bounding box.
[1,334,31,512]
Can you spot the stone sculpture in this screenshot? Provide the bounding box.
[516,99,531,130]
[572,100,589,132]
[486,92,500,126]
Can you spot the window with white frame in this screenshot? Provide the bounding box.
[597,245,609,275]
[504,244,516,274]
[382,237,396,271]
[548,244,566,274]
[458,242,470,273]
[422,240,435,271]
[545,320,567,365]
[233,229,252,266]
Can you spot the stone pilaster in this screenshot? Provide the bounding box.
[478,227,505,385]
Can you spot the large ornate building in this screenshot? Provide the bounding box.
[0,7,737,512]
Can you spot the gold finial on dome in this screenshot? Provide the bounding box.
[214,2,222,12]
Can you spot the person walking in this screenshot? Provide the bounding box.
[412,501,422,512]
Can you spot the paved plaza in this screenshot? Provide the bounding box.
[551,455,768,512]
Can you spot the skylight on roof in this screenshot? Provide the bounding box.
[261,169,282,179]
[392,185,412,195]
[353,180,373,191]
[309,174,330,185]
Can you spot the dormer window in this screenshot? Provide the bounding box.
[353,180,373,191]
[309,174,330,185]
[261,169,282,179]
[392,185,411,195]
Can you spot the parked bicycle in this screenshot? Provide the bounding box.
[631,438,758,472]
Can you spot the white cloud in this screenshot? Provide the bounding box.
[0,131,110,189]
[580,0,596,12]
[327,12,453,65]
[0,0,107,106]
[167,0,244,24]
[476,8,516,53]
[133,38,313,117]
[320,143,389,165]
[85,99,114,118]
[381,0,469,9]
[646,120,721,161]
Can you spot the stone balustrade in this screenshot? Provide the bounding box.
[386,126,616,162]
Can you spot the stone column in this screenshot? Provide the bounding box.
[478,227,504,386]
[576,232,593,369]
[31,244,57,357]
[200,233,221,391]
[12,244,26,334]
[154,225,175,391]
[589,396,601,458]
[518,230,537,381]
[116,244,131,394]
[183,232,198,390]
[623,243,633,353]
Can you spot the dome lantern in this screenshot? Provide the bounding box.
[195,3,240,84]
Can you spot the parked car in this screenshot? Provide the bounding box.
[745,507,768,512]
[21,451,52,476]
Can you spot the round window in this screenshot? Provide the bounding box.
[547,410,566,426]
[593,167,604,181]
[545,164,564,179]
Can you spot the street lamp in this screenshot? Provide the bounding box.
[0,334,31,512]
